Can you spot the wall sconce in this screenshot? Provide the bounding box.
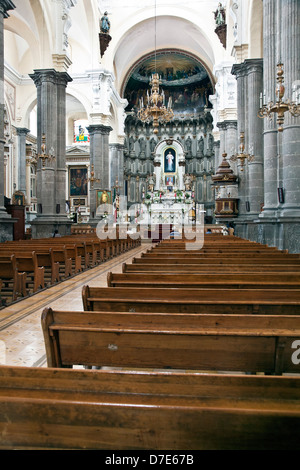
[258,63,300,132]
[38,134,55,170]
[87,164,100,189]
[230,132,254,171]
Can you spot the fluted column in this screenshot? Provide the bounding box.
[0,0,16,241]
[260,0,279,218]
[16,127,30,197]
[280,0,300,216]
[245,59,264,217]
[29,69,72,237]
[87,124,112,222]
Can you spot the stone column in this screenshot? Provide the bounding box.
[87,124,112,223]
[29,69,72,238]
[0,0,16,241]
[245,59,264,217]
[231,63,248,220]
[16,127,30,197]
[280,0,300,217]
[110,143,124,194]
[260,0,279,219]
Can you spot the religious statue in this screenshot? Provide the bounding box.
[100,11,110,33]
[197,136,204,157]
[214,3,225,26]
[147,174,156,192]
[184,173,193,191]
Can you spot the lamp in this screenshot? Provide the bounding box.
[38,134,55,170]
[230,132,254,171]
[258,63,300,132]
[137,0,174,134]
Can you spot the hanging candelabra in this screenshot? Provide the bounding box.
[87,164,100,189]
[38,134,55,170]
[137,0,174,134]
[258,63,300,132]
[137,73,174,134]
[230,132,254,171]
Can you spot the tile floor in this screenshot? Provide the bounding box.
[0,244,147,368]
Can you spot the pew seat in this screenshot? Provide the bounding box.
[41,307,300,375]
[107,271,300,289]
[0,365,299,449]
[82,285,300,315]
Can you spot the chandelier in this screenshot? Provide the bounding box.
[258,63,300,132]
[230,132,254,171]
[138,73,174,134]
[137,0,174,134]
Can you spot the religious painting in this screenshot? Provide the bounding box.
[69,167,88,197]
[165,176,174,188]
[12,191,25,206]
[74,120,90,143]
[97,190,112,207]
[164,148,176,173]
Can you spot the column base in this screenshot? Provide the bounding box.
[30,216,73,239]
[0,215,17,242]
[233,215,300,253]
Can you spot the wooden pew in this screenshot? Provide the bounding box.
[0,251,44,295]
[122,262,300,273]
[107,271,300,289]
[41,307,300,375]
[2,244,60,286]
[82,285,300,315]
[0,255,27,302]
[17,240,82,274]
[132,256,300,265]
[0,365,299,450]
[140,251,300,261]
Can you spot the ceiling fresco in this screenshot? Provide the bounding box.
[124,51,214,115]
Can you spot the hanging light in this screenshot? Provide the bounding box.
[137,0,174,134]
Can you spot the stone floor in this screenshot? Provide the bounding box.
[0,244,146,368]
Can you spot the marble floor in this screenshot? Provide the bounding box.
[0,244,147,368]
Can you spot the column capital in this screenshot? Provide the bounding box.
[87,124,112,135]
[15,127,30,136]
[231,62,247,79]
[244,58,263,75]
[217,120,237,131]
[29,69,72,88]
[0,0,15,18]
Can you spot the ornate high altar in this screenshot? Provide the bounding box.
[142,139,196,226]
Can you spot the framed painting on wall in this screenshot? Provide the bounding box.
[97,190,112,207]
[164,148,176,173]
[69,167,88,197]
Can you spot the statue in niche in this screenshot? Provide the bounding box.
[139,137,146,157]
[100,11,110,33]
[197,137,204,157]
[185,137,192,157]
[214,3,225,26]
[129,136,135,155]
[207,134,214,156]
[149,138,156,153]
[147,174,156,192]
